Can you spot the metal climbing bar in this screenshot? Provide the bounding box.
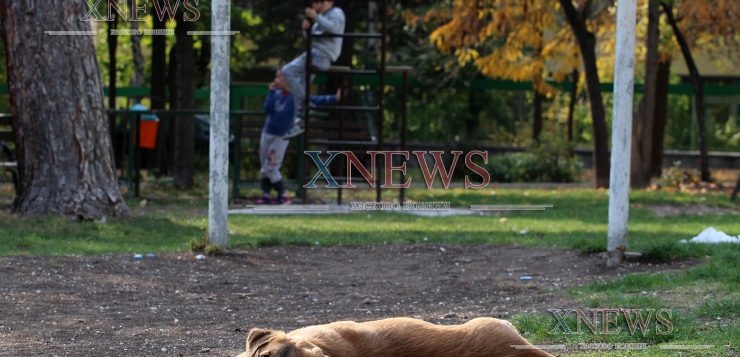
[298,0,409,205]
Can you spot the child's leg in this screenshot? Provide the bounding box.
[257,131,273,203]
[282,51,333,118]
[281,53,307,117]
[260,132,290,190]
[282,52,333,139]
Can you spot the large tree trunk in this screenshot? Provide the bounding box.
[630,0,659,188]
[662,2,711,182]
[151,13,170,175]
[559,0,610,188]
[172,15,196,189]
[650,59,671,177]
[0,0,128,219]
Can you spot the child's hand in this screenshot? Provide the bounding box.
[269,82,277,90]
[335,88,342,102]
[305,7,317,20]
[302,19,311,30]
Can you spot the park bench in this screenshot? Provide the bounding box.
[0,114,18,193]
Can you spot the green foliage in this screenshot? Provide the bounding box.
[488,135,583,183]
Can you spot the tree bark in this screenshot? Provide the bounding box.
[650,59,670,177]
[108,15,118,168]
[630,0,659,188]
[567,70,579,144]
[0,0,128,219]
[662,2,711,182]
[559,0,610,188]
[151,13,169,175]
[532,88,544,141]
[130,21,144,89]
[172,14,196,189]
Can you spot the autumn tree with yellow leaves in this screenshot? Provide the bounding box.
[427,0,613,187]
[660,0,740,182]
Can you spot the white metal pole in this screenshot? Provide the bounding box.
[208,0,231,248]
[607,0,638,267]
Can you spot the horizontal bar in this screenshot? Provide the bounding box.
[312,68,379,75]
[107,109,263,116]
[313,32,382,39]
[310,105,379,112]
[308,139,378,146]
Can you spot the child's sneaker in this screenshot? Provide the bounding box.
[282,117,305,139]
[276,194,292,205]
[255,194,273,205]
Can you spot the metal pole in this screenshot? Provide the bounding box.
[208,0,231,248]
[127,112,135,197]
[134,112,141,197]
[301,23,314,204]
[232,111,243,199]
[607,0,638,267]
[376,0,387,203]
[400,70,408,204]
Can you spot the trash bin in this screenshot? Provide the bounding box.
[132,103,159,149]
[139,119,159,149]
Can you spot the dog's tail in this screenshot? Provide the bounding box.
[495,319,555,357]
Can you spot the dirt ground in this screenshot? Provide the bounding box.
[0,244,694,356]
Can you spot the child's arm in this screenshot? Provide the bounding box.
[314,9,345,35]
[263,90,277,115]
[310,93,339,107]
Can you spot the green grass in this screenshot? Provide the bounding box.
[0,187,737,355]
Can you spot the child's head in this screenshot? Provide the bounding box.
[312,0,334,14]
[273,69,288,91]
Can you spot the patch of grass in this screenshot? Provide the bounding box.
[189,234,225,256]
[695,299,739,319]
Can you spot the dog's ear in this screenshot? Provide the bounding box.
[246,328,273,352]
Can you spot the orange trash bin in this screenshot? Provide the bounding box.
[139,119,159,149]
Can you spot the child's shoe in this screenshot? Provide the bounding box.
[282,117,305,139]
[255,194,273,205]
[276,194,292,205]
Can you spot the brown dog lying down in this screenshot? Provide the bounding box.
[237,317,553,357]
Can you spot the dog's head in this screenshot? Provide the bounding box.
[242,328,327,357]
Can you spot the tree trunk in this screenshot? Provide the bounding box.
[650,59,671,177]
[630,0,659,188]
[108,15,118,167]
[151,13,169,175]
[0,0,128,219]
[130,21,144,89]
[172,15,196,189]
[532,88,544,141]
[567,70,578,144]
[559,0,610,188]
[196,35,211,87]
[662,2,711,182]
